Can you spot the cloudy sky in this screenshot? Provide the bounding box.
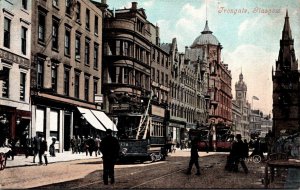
[100,0,300,115]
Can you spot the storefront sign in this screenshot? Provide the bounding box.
[151,105,165,117]
[0,48,30,68]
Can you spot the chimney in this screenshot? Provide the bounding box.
[132,2,137,10]
[101,0,107,4]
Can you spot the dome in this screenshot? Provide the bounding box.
[190,20,220,48]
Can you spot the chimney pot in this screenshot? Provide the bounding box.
[132,2,137,9]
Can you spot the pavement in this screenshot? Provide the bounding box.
[4,151,100,168]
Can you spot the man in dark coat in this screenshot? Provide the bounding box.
[186,139,201,175]
[100,129,120,185]
[39,137,48,165]
[230,134,248,174]
[33,135,41,163]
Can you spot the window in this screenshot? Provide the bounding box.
[93,79,98,95]
[156,70,159,83]
[94,15,98,35]
[53,0,58,7]
[52,19,59,50]
[2,67,9,98]
[75,2,81,21]
[151,68,155,80]
[21,27,27,55]
[124,68,129,84]
[137,19,144,33]
[22,0,28,10]
[51,65,57,92]
[165,74,168,87]
[116,40,120,55]
[4,17,11,48]
[37,58,44,88]
[86,9,90,30]
[75,34,81,60]
[63,68,69,95]
[161,72,164,85]
[20,72,26,101]
[85,38,90,65]
[65,0,71,15]
[94,43,98,69]
[84,76,89,101]
[74,73,80,98]
[38,12,46,42]
[64,28,71,56]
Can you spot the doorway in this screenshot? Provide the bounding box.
[64,113,71,151]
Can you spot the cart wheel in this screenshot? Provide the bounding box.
[150,153,156,162]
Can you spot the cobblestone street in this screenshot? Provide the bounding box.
[0,150,274,189]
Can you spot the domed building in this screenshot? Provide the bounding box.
[186,20,233,126]
[190,20,220,48]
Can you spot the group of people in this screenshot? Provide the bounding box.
[187,134,250,176]
[70,135,101,157]
[32,134,49,165]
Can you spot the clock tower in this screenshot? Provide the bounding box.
[272,11,300,138]
[235,72,247,106]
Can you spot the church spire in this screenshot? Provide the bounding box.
[282,10,292,40]
[276,10,297,71]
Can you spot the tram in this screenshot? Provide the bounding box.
[112,94,167,163]
[189,124,234,152]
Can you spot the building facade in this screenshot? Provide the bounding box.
[0,0,32,148]
[102,2,169,146]
[30,0,104,152]
[233,73,250,139]
[272,11,300,138]
[189,21,232,126]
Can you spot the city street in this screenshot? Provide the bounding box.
[0,150,271,189]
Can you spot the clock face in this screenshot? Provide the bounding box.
[237,92,243,98]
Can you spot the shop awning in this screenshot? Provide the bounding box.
[77,107,106,131]
[91,110,118,131]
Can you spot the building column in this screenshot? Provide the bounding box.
[70,111,74,143]
[59,110,64,153]
[45,107,50,142]
[31,105,36,138]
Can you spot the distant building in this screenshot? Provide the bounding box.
[0,0,32,146]
[232,73,251,139]
[272,11,300,138]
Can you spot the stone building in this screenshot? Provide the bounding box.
[102,2,169,147]
[272,11,300,138]
[30,0,110,152]
[232,73,251,139]
[162,37,209,144]
[189,21,232,125]
[0,0,32,148]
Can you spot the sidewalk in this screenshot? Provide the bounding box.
[5,151,100,168]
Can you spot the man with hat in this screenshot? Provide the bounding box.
[100,129,120,185]
[230,134,249,174]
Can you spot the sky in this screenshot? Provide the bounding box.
[97,0,300,115]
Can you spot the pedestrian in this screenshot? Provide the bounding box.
[75,135,81,154]
[49,138,56,157]
[39,137,48,166]
[230,134,248,174]
[70,136,75,154]
[32,135,41,164]
[87,136,95,156]
[186,139,201,176]
[94,136,101,157]
[100,129,120,185]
